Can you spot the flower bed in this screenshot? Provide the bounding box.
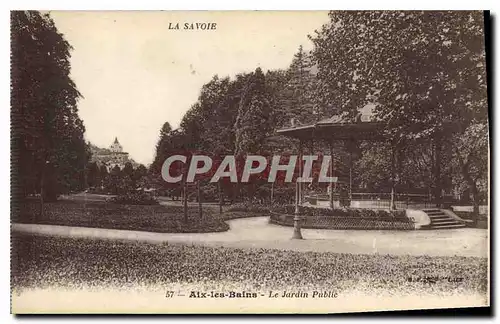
[270,205,414,230]
[111,191,159,205]
[226,202,270,214]
[15,199,229,233]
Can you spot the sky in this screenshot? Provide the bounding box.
[50,11,331,165]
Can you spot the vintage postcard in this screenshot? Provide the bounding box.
[10,10,490,314]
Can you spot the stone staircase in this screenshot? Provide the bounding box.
[421,209,466,229]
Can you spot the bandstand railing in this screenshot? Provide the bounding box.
[304,192,454,210]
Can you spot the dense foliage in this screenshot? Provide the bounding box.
[111,191,159,205]
[149,11,488,218]
[12,11,488,221]
[11,11,88,202]
[310,11,488,214]
[227,202,271,214]
[272,205,408,221]
[86,162,148,195]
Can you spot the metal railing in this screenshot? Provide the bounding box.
[304,192,452,210]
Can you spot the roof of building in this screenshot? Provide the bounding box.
[276,105,385,141]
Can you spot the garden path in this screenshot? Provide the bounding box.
[12,217,487,257]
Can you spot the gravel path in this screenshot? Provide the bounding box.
[12,217,488,257]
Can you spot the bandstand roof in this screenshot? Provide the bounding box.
[276,106,386,142]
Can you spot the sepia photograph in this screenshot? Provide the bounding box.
[10,10,490,314]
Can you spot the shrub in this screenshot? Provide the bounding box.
[454,211,487,222]
[227,202,270,214]
[271,205,410,222]
[111,191,159,205]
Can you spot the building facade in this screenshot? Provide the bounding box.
[90,137,135,171]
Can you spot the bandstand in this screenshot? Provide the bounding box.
[275,109,400,239]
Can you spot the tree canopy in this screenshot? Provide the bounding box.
[11,11,88,201]
[149,11,489,210]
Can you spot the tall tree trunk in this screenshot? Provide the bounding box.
[218,181,223,215]
[462,161,480,226]
[456,147,480,226]
[349,149,353,206]
[183,180,188,223]
[434,134,443,208]
[270,181,274,205]
[39,163,45,219]
[197,180,202,220]
[329,142,334,209]
[390,145,396,211]
[299,145,303,205]
[470,182,480,226]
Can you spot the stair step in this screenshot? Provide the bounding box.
[432,220,461,226]
[419,209,467,230]
[431,224,466,229]
[428,216,451,220]
[431,221,458,225]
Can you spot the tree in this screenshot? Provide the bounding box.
[151,121,173,174]
[310,11,488,206]
[264,69,291,129]
[104,165,132,195]
[11,11,88,202]
[452,122,488,222]
[199,75,239,154]
[98,165,109,189]
[159,121,172,139]
[133,164,148,184]
[234,67,273,156]
[285,46,317,125]
[86,162,100,189]
[123,162,134,179]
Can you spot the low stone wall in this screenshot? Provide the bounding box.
[406,209,431,229]
[269,212,415,231]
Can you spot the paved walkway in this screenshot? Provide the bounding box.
[12,217,487,257]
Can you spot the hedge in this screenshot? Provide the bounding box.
[111,191,159,205]
[269,205,414,230]
[272,205,408,222]
[270,213,415,230]
[227,202,270,214]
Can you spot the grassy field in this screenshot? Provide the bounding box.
[11,233,488,297]
[15,199,230,233]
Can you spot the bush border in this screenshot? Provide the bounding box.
[269,211,415,231]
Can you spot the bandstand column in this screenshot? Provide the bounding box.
[308,138,314,204]
[345,139,354,208]
[390,142,396,211]
[433,133,443,208]
[293,140,303,239]
[349,148,353,205]
[329,141,334,210]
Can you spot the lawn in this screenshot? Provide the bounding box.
[15,199,229,233]
[11,233,488,298]
[14,198,270,233]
